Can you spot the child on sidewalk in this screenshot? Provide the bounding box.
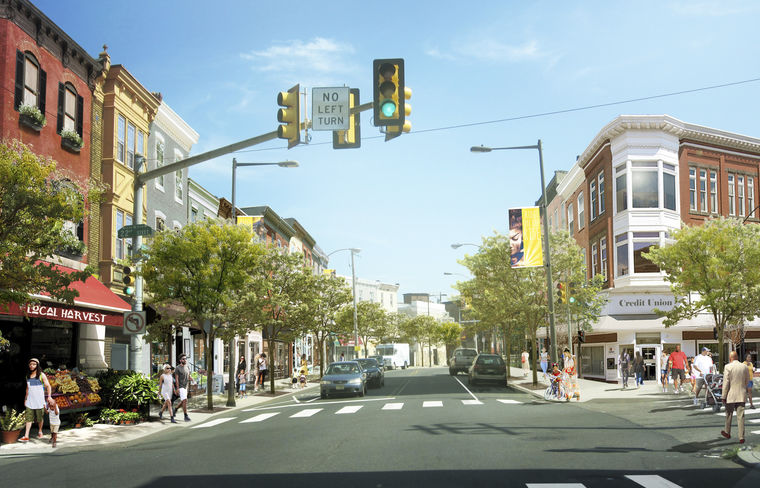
[46,398,60,448]
[238,371,247,398]
[299,367,308,389]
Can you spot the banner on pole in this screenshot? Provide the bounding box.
[508,207,543,268]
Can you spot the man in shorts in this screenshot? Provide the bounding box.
[174,354,191,422]
[669,344,688,394]
[693,347,714,405]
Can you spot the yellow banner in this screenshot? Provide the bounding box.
[509,207,543,268]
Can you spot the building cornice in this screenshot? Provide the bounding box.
[578,115,760,170]
[153,103,199,152]
[105,65,160,121]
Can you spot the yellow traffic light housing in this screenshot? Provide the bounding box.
[277,84,301,149]
[333,88,361,149]
[384,85,412,141]
[373,58,405,127]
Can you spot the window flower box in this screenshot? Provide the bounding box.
[18,104,46,132]
[60,129,84,153]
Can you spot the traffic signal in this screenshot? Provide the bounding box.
[122,266,134,296]
[333,88,361,149]
[145,305,161,325]
[568,284,576,304]
[373,58,406,127]
[556,282,567,304]
[578,330,586,343]
[277,84,301,149]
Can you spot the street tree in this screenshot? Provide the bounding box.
[140,220,264,410]
[644,217,760,370]
[297,273,353,377]
[401,315,439,367]
[336,301,388,358]
[235,248,315,394]
[437,320,464,361]
[0,140,102,326]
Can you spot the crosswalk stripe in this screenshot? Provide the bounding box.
[462,399,483,405]
[625,474,682,487]
[335,405,363,414]
[382,403,403,410]
[191,418,235,429]
[240,412,279,423]
[749,418,760,424]
[498,399,522,404]
[290,408,322,418]
[753,429,760,435]
[423,401,443,408]
[525,483,585,487]
[717,408,760,417]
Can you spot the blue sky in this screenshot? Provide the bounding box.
[37,0,760,300]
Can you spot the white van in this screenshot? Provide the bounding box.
[375,343,409,370]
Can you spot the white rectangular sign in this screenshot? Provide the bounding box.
[312,87,350,131]
[603,294,676,315]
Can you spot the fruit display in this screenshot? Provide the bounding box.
[48,371,101,410]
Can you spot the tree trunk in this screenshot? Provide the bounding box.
[268,337,276,394]
[205,330,213,411]
[226,336,236,407]
[717,325,725,372]
[531,326,538,386]
[505,325,511,381]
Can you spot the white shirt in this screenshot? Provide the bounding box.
[48,406,61,425]
[693,354,713,378]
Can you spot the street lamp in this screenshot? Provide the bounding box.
[327,247,362,359]
[227,157,298,407]
[450,243,481,250]
[470,140,559,365]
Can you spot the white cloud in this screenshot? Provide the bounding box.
[425,39,550,64]
[241,37,356,76]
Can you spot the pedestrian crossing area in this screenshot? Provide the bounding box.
[191,398,523,429]
[526,474,682,487]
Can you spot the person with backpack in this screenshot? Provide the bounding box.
[633,351,645,388]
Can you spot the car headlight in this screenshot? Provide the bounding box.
[320,380,331,385]
[348,378,362,385]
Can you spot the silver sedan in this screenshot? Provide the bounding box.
[320,361,367,399]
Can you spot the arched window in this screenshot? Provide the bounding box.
[14,51,46,113]
[58,82,84,137]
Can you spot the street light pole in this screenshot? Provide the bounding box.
[470,140,558,365]
[327,247,362,359]
[228,157,298,406]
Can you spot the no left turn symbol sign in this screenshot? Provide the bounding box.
[123,311,146,335]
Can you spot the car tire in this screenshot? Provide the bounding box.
[321,392,327,399]
[449,368,455,376]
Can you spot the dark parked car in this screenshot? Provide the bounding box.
[354,358,385,388]
[369,355,392,370]
[320,361,367,399]
[468,354,507,387]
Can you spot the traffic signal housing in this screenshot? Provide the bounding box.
[578,330,586,343]
[373,58,405,127]
[333,88,361,149]
[123,266,134,296]
[277,84,301,149]
[556,282,567,304]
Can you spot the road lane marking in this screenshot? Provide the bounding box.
[191,418,235,429]
[452,376,479,401]
[290,408,322,418]
[382,403,404,410]
[243,396,395,412]
[498,399,522,404]
[423,401,443,408]
[240,412,280,423]
[717,408,760,417]
[462,399,483,405]
[625,474,682,487]
[526,484,585,487]
[750,418,760,424]
[335,405,363,414]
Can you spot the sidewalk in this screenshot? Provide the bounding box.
[0,377,318,455]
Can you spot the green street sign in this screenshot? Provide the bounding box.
[117,224,154,239]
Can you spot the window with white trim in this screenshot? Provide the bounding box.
[590,181,597,220]
[23,53,40,107]
[616,233,629,277]
[738,175,745,217]
[155,141,165,189]
[749,177,755,219]
[689,168,696,211]
[710,170,718,214]
[699,169,707,212]
[115,210,133,260]
[633,232,660,274]
[156,216,166,232]
[591,242,598,278]
[567,202,574,234]
[117,115,125,163]
[600,236,608,281]
[728,174,736,216]
[598,171,605,214]
[127,123,135,169]
[577,192,584,230]
[616,164,627,213]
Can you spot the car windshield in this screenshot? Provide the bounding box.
[355,359,377,368]
[477,356,504,365]
[325,363,360,375]
[457,350,477,357]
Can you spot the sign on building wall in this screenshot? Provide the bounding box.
[604,294,676,315]
[508,207,543,268]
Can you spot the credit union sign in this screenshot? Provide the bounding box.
[604,294,676,315]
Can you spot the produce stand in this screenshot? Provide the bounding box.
[47,370,102,412]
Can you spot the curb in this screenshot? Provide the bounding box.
[736,448,760,467]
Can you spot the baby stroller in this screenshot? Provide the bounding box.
[701,372,723,412]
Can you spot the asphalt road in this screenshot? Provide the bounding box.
[1,367,759,488]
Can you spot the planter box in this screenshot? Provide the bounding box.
[61,137,82,153]
[1,429,22,444]
[19,113,43,132]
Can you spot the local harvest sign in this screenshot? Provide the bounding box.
[1,302,124,326]
[604,294,676,315]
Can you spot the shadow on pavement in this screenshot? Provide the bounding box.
[138,467,757,488]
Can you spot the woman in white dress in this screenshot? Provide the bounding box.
[562,348,580,401]
[158,364,177,423]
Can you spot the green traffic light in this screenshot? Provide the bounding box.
[124,286,135,296]
[381,99,396,117]
[569,297,576,304]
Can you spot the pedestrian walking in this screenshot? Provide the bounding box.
[340,352,345,362]
[158,364,177,423]
[257,353,268,391]
[174,354,191,421]
[660,350,670,393]
[19,358,52,442]
[521,349,530,377]
[620,350,631,389]
[562,348,579,401]
[688,357,697,394]
[252,353,261,391]
[668,344,688,394]
[721,351,750,444]
[745,353,755,410]
[540,348,549,375]
[46,398,60,448]
[633,351,645,387]
[236,355,246,394]
[693,347,714,405]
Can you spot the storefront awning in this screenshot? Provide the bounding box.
[0,264,131,326]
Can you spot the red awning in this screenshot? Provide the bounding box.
[0,263,131,326]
